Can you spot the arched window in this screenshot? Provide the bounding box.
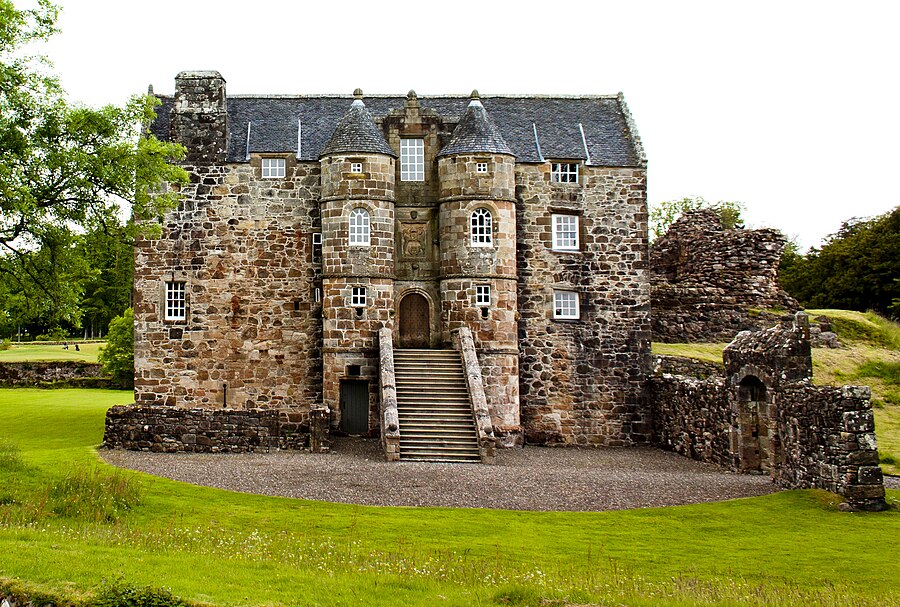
[470,208,493,246]
[349,208,370,246]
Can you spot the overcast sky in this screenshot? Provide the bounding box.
[38,0,899,250]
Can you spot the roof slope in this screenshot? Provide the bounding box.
[320,97,396,158]
[149,94,644,166]
[438,94,513,157]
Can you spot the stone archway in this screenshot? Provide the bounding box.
[398,292,430,348]
[737,375,771,472]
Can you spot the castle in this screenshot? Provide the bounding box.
[135,71,651,454]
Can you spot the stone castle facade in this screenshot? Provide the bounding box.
[134,71,651,447]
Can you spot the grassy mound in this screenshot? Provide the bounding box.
[0,388,898,606]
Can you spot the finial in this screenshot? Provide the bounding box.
[407,89,417,100]
[353,88,363,100]
[470,89,480,100]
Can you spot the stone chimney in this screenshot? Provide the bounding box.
[170,70,228,163]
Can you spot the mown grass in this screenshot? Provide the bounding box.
[0,389,898,606]
[0,342,102,363]
[651,342,729,364]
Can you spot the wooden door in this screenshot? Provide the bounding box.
[399,293,430,348]
[339,380,369,434]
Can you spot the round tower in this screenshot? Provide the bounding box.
[437,91,520,444]
[319,90,397,433]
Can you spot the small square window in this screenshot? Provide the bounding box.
[476,162,488,173]
[350,162,363,173]
[351,287,367,307]
[475,284,491,307]
[312,232,322,246]
[550,162,578,184]
[553,290,579,319]
[165,281,186,321]
[261,158,286,179]
[400,139,425,181]
[552,214,579,250]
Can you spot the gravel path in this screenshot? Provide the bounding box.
[885,475,900,490]
[102,438,778,511]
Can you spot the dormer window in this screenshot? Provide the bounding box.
[476,162,488,173]
[400,139,425,181]
[550,162,578,184]
[261,158,286,179]
[350,162,363,173]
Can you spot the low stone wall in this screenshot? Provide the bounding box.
[102,405,315,453]
[0,361,110,388]
[653,354,722,379]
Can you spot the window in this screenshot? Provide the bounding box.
[312,232,322,246]
[261,158,286,178]
[349,208,370,246]
[350,162,363,173]
[475,284,491,306]
[351,287,367,307]
[552,214,579,250]
[400,139,425,181]
[550,162,578,183]
[314,287,321,303]
[553,290,579,319]
[470,208,493,246]
[165,282,186,321]
[476,162,488,173]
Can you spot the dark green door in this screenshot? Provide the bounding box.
[340,380,369,434]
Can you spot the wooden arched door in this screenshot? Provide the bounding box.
[398,293,430,348]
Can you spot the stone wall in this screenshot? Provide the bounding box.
[515,164,651,446]
[650,314,887,511]
[650,209,799,342]
[0,361,109,388]
[102,404,316,452]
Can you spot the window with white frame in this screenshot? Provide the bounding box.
[553,290,579,319]
[261,158,286,178]
[476,162,488,173]
[552,214,579,250]
[550,162,578,183]
[350,162,363,173]
[165,281,186,321]
[470,208,493,246]
[348,208,370,246]
[475,284,491,307]
[350,286,367,307]
[400,139,425,181]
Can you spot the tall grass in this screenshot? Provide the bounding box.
[47,465,143,523]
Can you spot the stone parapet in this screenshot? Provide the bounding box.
[452,326,497,462]
[378,327,401,461]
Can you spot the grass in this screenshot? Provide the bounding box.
[0,342,102,363]
[654,309,900,476]
[0,389,899,606]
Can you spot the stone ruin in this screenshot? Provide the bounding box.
[651,312,887,511]
[650,209,799,342]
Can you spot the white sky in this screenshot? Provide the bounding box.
[39,0,900,250]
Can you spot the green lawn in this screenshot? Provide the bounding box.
[0,342,103,363]
[0,389,898,606]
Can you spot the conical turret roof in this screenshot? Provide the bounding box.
[438,91,514,157]
[320,91,396,158]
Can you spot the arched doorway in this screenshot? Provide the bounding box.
[398,292,430,348]
[737,375,770,472]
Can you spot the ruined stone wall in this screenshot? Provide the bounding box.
[0,361,109,388]
[133,159,322,412]
[650,209,799,342]
[516,164,651,446]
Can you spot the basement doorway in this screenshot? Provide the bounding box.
[398,292,430,348]
[339,380,369,434]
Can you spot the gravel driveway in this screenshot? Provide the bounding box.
[102,438,778,511]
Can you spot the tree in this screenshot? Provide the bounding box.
[649,196,745,241]
[99,308,134,388]
[0,0,186,301]
[779,206,900,317]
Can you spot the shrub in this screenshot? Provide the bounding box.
[92,579,189,607]
[99,308,134,389]
[35,327,69,342]
[0,338,10,351]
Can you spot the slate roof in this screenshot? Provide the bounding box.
[438,96,513,157]
[148,93,644,167]
[320,99,396,158]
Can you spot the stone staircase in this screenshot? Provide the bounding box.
[393,349,481,463]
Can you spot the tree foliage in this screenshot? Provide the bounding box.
[0,0,186,326]
[98,308,134,388]
[779,206,900,318]
[650,196,745,241]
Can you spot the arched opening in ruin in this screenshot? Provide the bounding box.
[736,375,772,473]
[398,292,431,348]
